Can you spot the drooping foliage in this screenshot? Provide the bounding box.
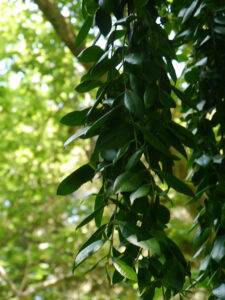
[58,0,225,299]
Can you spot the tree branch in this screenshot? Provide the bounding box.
[0,265,20,297]
[33,0,84,58]
[21,272,75,298]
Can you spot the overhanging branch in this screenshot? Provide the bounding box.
[33,0,84,58]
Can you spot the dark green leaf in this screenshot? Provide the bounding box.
[94,189,105,228]
[167,59,177,83]
[112,258,137,281]
[75,80,102,93]
[159,91,176,108]
[86,0,98,15]
[60,108,90,126]
[96,123,133,151]
[125,149,142,170]
[99,0,113,14]
[76,204,105,229]
[86,105,121,135]
[57,164,95,195]
[107,30,126,46]
[75,15,93,48]
[156,170,194,197]
[78,46,104,63]
[134,0,149,10]
[119,222,161,254]
[164,259,185,290]
[113,144,130,165]
[138,125,170,156]
[144,86,156,109]
[124,90,145,120]
[171,86,195,109]
[95,8,112,36]
[113,171,143,193]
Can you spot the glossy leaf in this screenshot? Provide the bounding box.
[212,284,225,299]
[130,185,150,204]
[64,126,91,147]
[182,0,199,24]
[112,258,137,281]
[74,240,105,268]
[211,235,225,263]
[119,222,161,254]
[113,171,143,193]
[124,90,145,120]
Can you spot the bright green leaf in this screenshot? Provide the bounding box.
[112,258,137,281]
[130,185,150,204]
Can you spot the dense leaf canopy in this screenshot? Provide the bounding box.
[1,0,225,299]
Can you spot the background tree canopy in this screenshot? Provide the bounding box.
[0,0,225,299]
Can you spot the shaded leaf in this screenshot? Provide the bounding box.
[156,170,194,197]
[76,204,105,229]
[114,171,143,193]
[96,123,133,151]
[125,149,142,170]
[138,125,170,156]
[124,90,145,120]
[75,15,93,48]
[78,46,104,63]
[75,80,102,93]
[144,86,156,109]
[60,108,90,126]
[95,8,112,36]
[159,91,176,108]
[119,222,161,254]
[57,164,95,195]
